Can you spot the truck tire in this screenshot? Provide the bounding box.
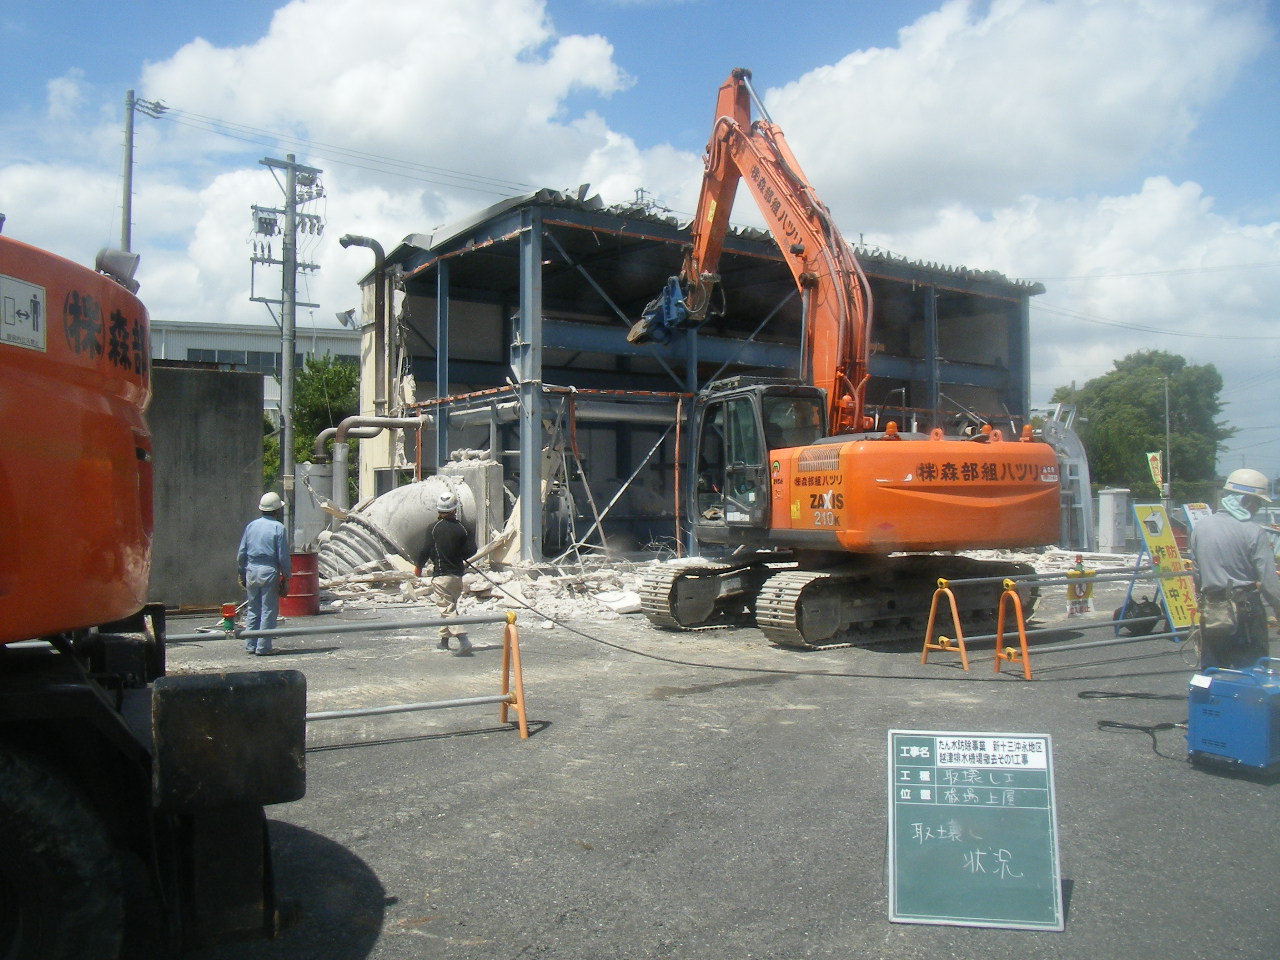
[0,747,124,960]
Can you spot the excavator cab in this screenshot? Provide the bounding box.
[692,378,826,543]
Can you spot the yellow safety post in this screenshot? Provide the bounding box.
[921,578,970,670]
[499,611,530,739]
[993,578,1032,680]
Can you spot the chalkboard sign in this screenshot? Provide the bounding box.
[887,730,1064,930]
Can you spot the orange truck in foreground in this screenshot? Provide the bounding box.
[0,231,304,959]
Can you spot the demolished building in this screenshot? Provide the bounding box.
[331,188,1062,565]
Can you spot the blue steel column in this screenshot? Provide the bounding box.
[516,210,544,561]
[684,327,700,554]
[924,285,940,428]
[1011,295,1031,418]
[435,260,450,470]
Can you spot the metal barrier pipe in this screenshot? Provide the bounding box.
[940,619,1187,648]
[1023,630,1187,655]
[307,694,514,722]
[300,611,531,738]
[939,568,1183,589]
[167,612,514,644]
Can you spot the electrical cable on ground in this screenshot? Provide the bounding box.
[465,563,1181,685]
[1094,719,1184,759]
[1077,691,1187,760]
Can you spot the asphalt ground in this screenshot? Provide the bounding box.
[171,577,1280,960]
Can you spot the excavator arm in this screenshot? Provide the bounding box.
[629,68,873,435]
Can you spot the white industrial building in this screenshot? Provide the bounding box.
[150,320,359,422]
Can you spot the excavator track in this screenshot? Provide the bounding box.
[638,560,771,630]
[641,555,1036,650]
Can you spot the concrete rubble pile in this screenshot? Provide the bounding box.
[319,546,1146,626]
[321,554,647,624]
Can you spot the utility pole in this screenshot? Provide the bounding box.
[252,155,324,545]
[120,90,167,252]
[1163,376,1172,506]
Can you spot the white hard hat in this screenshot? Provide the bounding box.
[1223,468,1272,503]
[436,490,458,513]
[259,492,283,512]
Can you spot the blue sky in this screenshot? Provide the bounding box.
[3,0,1279,478]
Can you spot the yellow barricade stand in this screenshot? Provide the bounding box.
[993,579,1032,680]
[921,578,970,671]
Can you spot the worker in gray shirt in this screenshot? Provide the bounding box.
[1189,468,1280,670]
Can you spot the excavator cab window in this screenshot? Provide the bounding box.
[696,404,726,520]
[694,396,769,529]
[762,396,824,450]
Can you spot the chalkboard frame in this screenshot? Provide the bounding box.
[887,729,1064,931]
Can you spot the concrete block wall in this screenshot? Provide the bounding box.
[149,364,264,610]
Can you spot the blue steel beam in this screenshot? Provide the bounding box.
[539,318,795,370]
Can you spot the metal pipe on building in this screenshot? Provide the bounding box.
[330,415,433,513]
[312,425,383,461]
[338,234,389,413]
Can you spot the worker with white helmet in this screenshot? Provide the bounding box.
[1189,468,1280,670]
[414,489,477,655]
[236,491,292,655]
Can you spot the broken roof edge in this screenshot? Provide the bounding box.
[395,187,670,260]
[380,186,1043,296]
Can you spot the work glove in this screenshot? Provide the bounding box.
[414,566,422,578]
[279,575,289,597]
[237,574,246,589]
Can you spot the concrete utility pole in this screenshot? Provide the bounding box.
[120,90,167,252]
[252,155,324,545]
[1163,376,1172,506]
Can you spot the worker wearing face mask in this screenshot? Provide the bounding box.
[1189,468,1280,670]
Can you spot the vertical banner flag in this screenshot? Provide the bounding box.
[1146,452,1162,487]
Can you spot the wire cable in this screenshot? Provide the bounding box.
[464,563,1180,684]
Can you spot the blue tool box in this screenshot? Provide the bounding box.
[1187,658,1280,771]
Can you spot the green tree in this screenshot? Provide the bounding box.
[262,354,360,490]
[1051,350,1234,501]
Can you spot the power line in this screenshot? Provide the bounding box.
[157,107,537,197]
[1033,300,1280,340]
[1025,261,1280,281]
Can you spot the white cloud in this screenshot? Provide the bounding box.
[45,71,87,123]
[762,0,1268,229]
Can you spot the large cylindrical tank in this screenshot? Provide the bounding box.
[317,476,476,579]
[0,236,153,644]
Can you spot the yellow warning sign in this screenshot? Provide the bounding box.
[1132,504,1196,629]
[1066,568,1095,617]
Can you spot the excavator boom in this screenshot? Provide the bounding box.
[630,67,871,434]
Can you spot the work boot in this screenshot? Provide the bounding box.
[435,638,451,652]
[453,636,474,657]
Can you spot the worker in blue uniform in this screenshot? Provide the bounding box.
[237,491,292,655]
[1190,468,1280,670]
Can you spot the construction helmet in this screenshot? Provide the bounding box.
[436,490,459,514]
[259,491,283,512]
[1223,468,1272,503]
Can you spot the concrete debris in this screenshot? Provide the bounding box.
[318,547,1148,624]
[594,590,643,614]
[321,555,649,623]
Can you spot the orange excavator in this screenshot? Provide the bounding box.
[631,69,1061,647]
